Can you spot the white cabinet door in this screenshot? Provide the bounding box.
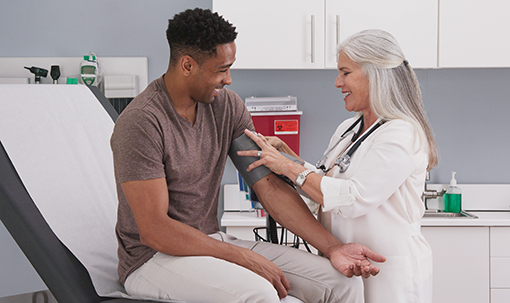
[490,227,510,297]
[213,0,325,69]
[491,258,510,288]
[490,227,510,257]
[439,0,510,67]
[422,227,490,303]
[325,0,438,69]
[492,289,510,303]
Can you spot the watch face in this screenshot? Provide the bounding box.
[296,170,313,187]
[296,171,308,187]
[296,175,305,185]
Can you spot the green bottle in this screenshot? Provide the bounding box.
[444,171,462,213]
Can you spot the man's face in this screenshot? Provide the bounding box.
[189,42,236,104]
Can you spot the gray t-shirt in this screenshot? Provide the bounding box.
[110,76,253,284]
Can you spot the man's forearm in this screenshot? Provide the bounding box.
[252,173,343,259]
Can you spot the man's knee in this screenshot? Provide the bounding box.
[321,267,364,303]
[330,275,364,302]
[285,252,364,303]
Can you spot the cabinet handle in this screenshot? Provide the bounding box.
[336,15,340,63]
[336,15,340,47]
[311,15,315,63]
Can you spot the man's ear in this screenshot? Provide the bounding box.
[180,55,194,76]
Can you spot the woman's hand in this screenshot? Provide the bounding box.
[237,129,290,175]
[266,135,301,160]
[265,136,284,150]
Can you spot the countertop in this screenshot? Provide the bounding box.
[221,211,510,228]
[422,211,510,227]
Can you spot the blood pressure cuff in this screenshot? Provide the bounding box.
[228,133,305,188]
[229,133,272,188]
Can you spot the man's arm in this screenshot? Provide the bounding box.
[120,178,290,298]
[251,174,386,278]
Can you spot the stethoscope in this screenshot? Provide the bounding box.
[315,116,386,173]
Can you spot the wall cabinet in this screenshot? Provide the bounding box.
[439,0,510,68]
[213,0,437,69]
[422,227,490,303]
[215,0,510,69]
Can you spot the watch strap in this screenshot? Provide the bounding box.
[295,169,314,187]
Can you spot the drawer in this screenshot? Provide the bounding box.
[491,257,510,288]
[491,289,510,303]
[491,227,510,257]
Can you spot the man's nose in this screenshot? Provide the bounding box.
[223,70,232,85]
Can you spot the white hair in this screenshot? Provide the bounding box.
[337,29,438,170]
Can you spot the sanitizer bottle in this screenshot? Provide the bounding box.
[444,171,462,213]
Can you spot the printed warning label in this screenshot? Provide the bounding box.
[274,120,299,135]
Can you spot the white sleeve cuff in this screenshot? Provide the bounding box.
[320,176,356,214]
[303,161,317,171]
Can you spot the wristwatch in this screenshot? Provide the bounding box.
[295,169,314,187]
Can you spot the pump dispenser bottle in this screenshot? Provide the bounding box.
[444,171,462,213]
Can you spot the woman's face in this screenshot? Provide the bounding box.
[335,52,371,114]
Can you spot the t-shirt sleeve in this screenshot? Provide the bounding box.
[110,109,166,183]
[227,89,255,139]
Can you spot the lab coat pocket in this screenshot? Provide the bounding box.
[364,255,415,303]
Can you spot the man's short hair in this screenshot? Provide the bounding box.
[166,8,237,66]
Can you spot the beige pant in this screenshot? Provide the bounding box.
[125,232,363,303]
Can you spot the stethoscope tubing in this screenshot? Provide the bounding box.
[316,116,385,173]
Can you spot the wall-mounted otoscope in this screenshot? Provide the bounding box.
[24,66,48,84]
[50,65,61,84]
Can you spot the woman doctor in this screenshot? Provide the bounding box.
[239,29,437,303]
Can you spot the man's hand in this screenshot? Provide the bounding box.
[328,243,386,278]
[237,248,290,299]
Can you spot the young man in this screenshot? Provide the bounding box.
[111,8,384,303]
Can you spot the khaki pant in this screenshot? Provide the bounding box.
[125,232,363,303]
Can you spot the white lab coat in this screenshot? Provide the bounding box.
[304,117,432,303]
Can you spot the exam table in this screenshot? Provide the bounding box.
[0,85,303,303]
